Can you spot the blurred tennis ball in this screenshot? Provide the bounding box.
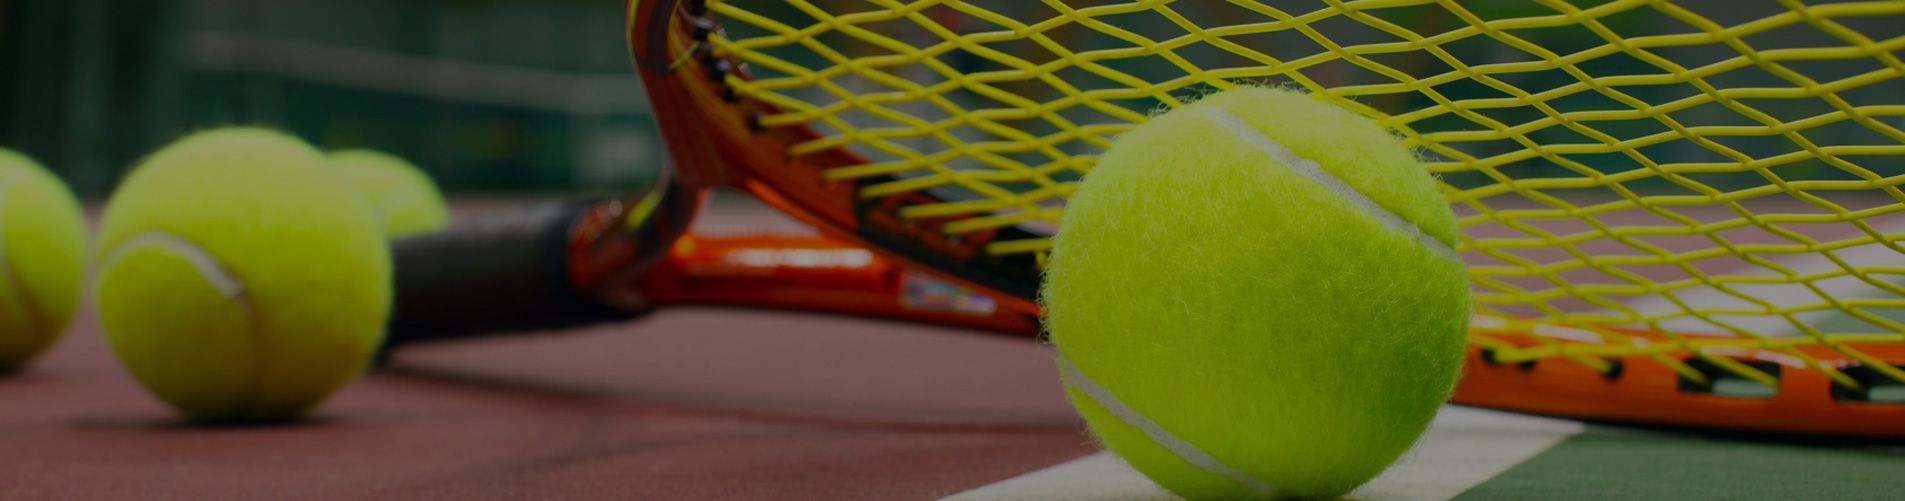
[1043,86,1469,499]
[0,148,88,373]
[328,149,449,238]
[94,128,391,423]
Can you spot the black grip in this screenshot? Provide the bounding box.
[383,199,638,350]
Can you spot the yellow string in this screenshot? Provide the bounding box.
[706,0,1905,389]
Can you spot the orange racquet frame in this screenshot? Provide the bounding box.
[612,0,1905,436]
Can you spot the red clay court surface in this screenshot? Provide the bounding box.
[5,298,1093,499]
[4,197,1095,499]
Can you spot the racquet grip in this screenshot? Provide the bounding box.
[383,199,637,350]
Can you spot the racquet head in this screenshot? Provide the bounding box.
[612,0,1905,436]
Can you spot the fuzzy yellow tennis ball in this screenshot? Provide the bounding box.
[94,128,391,423]
[328,149,449,238]
[1043,87,1469,499]
[0,149,88,373]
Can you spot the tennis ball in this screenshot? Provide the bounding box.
[0,149,88,373]
[1043,86,1469,499]
[328,149,449,238]
[94,128,391,423]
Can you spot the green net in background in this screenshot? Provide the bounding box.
[0,0,661,197]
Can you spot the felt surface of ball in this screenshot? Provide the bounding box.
[329,149,449,238]
[1043,87,1470,499]
[94,128,391,423]
[0,149,89,373]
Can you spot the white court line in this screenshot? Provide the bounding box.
[1351,406,1583,501]
[944,406,1583,501]
[944,453,1175,501]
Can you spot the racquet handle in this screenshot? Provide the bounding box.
[383,199,638,349]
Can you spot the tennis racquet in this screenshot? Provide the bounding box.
[386,0,1905,437]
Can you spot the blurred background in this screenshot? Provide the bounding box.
[5,0,1895,200]
[0,0,657,199]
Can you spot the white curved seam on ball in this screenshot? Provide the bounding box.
[1058,356,1280,498]
[1202,107,1460,263]
[97,231,254,315]
[99,230,273,419]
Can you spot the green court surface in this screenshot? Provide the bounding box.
[949,406,1905,500]
[1459,428,1905,500]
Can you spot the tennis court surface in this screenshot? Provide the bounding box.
[5,198,1900,500]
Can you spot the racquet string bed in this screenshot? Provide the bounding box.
[700,0,1905,398]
